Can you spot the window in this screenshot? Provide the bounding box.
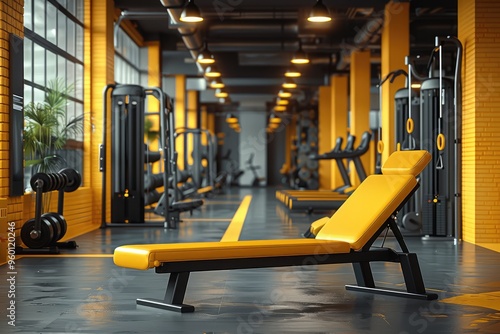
[23,0,84,189]
[114,27,141,85]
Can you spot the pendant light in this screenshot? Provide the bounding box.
[282,78,297,89]
[180,0,203,23]
[307,0,332,23]
[291,41,310,64]
[205,64,221,78]
[285,65,301,78]
[209,78,225,89]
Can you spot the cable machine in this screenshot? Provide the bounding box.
[100,84,202,228]
[419,36,462,240]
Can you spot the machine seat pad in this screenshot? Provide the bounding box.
[114,239,351,270]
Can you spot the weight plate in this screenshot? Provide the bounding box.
[56,172,66,191]
[298,143,310,153]
[49,173,59,191]
[59,168,82,192]
[30,173,52,193]
[43,212,66,241]
[306,159,319,169]
[51,173,62,191]
[41,214,61,244]
[60,172,69,190]
[298,167,311,181]
[21,218,54,249]
[297,154,308,168]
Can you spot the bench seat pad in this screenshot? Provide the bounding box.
[114,239,351,270]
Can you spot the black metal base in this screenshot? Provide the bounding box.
[345,284,438,300]
[15,246,60,255]
[137,298,195,313]
[15,241,78,255]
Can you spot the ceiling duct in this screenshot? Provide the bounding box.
[161,0,204,73]
[336,15,383,70]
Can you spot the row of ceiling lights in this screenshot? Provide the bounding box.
[180,0,332,105]
[179,0,332,23]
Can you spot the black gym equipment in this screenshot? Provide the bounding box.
[418,36,462,240]
[174,127,218,196]
[220,149,244,187]
[100,84,202,229]
[246,153,265,187]
[17,168,81,254]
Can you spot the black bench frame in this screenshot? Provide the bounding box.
[136,185,438,313]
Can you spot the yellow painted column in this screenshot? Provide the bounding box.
[175,75,186,170]
[208,112,215,134]
[201,105,208,130]
[380,0,409,162]
[330,75,348,189]
[89,0,115,227]
[186,90,198,165]
[146,41,161,164]
[459,0,500,244]
[350,50,372,185]
[318,86,332,190]
[200,104,208,148]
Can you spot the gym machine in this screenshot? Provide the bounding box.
[174,127,218,195]
[17,168,81,254]
[100,84,202,228]
[418,36,463,240]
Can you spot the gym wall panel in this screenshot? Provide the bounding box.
[459,0,500,243]
[0,0,24,261]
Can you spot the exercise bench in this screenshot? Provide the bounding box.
[113,150,438,313]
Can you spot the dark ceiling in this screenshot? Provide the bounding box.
[114,0,458,112]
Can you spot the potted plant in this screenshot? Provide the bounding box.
[23,79,84,208]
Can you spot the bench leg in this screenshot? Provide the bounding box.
[399,253,438,299]
[346,255,438,300]
[137,272,195,312]
[352,262,375,288]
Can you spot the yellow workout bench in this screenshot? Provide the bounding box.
[114,150,437,313]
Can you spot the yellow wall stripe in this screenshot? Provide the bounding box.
[220,195,252,242]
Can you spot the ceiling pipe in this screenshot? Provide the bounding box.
[161,0,204,73]
[114,10,171,48]
[336,16,384,70]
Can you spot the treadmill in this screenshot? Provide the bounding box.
[287,131,371,212]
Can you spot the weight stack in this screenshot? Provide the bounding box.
[111,85,146,224]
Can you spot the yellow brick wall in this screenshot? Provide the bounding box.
[459,0,500,243]
[89,0,115,225]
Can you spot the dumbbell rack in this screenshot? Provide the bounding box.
[16,169,80,255]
